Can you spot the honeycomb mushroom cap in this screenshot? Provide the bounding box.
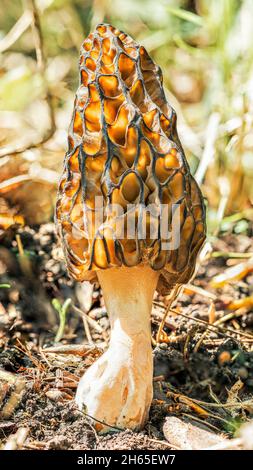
[56,24,206,289]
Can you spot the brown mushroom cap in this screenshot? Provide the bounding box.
[56,23,206,290]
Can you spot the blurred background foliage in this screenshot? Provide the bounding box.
[0,0,253,235]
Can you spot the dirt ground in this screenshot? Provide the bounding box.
[0,222,253,450]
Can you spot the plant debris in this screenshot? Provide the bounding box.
[0,223,253,449]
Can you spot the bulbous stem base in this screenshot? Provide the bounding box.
[75,266,158,432]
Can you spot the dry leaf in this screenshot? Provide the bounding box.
[227,296,253,310]
[163,416,226,450]
[208,301,216,324]
[211,258,253,288]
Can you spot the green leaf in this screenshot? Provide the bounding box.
[52,297,72,343]
[62,298,72,315]
[166,6,204,26]
[52,298,62,314]
[234,220,249,234]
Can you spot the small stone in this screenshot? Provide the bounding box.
[99,317,109,329]
[209,332,218,339]
[237,367,248,380]
[46,390,65,402]
[245,313,253,327]
[89,307,107,320]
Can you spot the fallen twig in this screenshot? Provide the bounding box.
[42,344,104,357]
[154,302,253,342]
[3,427,29,450]
[0,10,32,53]
[195,112,220,184]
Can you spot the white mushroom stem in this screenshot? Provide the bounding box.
[75,265,159,432]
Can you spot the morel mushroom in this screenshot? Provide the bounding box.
[56,24,206,432]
